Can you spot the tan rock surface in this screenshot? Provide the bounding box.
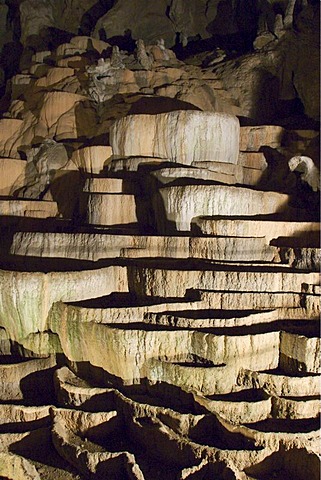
[198,290,319,312]
[128,265,319,297]
[280,331,320,374]
[240,126,285,152]
[86,193,138,226]
[11,231,279,263]
[110,111,240,165]
[0,199,58,218]
[238,152,268,170]
[156,184,290,231]
[0,452,40,480]
[0,357,55,402]
[71,146,113,174]
[0,23,319,479]
[193,218,320,242]
[151,165,238,185]
[0,119,25,158]
[0,158,26,195]
[0,266,127,340]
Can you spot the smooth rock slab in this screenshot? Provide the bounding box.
[156,184,290,231]
[11,232,139,261]
[110,111,240,165]
[83,177,140,196]
[192,161,243,180]
[107,156,166,172]
[84,177,129,193]
[53,301,278,328]
[189,236,278,262]
[150,166,238,186]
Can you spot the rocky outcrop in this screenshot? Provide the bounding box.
[213,3,320,123]
[12,139,69,199]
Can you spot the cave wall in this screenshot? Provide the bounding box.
[0,0,319,123]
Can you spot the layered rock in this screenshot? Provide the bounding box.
[0,25,319,480]
[110,111,240,165]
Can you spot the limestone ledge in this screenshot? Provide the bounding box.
[48,305,280,387]
[195,390,320,423]
[0,404,50,426]
[278,246,321,271]
[71,145,113,174]
[238,369,320,397]
[239,126,285,152]
[0,266,128,340]
[110,111,240,165]
[11,231,279,263]
[280,331,320,373]
[0,357,55,402]
[53,301,279,327]
[198,290,318,312]
[86,193,138,226]
[193,218,320,243]
[151,163,271,187]
[156,184,290,232]
[195,391,272,424]
[0,452,40,480]
[0,199,58,218]
[52,367,321,474]
[128,266,320,297]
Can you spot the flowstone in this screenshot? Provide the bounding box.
[12,139,69,199]
[0,30,319,480]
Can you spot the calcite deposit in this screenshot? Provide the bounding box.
[110,111,240,164]
[0,2,319,478]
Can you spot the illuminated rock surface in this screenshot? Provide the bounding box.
[0,10,319,479]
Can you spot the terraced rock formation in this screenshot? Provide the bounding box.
[0,31,319,480]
